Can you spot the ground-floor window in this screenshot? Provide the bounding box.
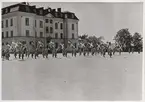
[61,33,63,39]
[40,32,43,37]
[2,32,4,38]
[26,30,29,37]
[6,31,9,38]
[11,30,13,37]
[55,33,58,39]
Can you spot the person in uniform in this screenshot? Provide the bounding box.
[21,46,25,60]
[18,48,21,59]
[6,49,10,60]
[34,48,38,59]
[45,48,48,58]
[42,48,45,58]
[2,50,5,60]
[14,48,17,58]
[83,45,86,56]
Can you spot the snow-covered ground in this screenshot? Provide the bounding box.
[2,52,142,100]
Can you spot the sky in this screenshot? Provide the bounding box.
[2,2,143,42]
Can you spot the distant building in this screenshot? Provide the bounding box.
[2,2,79,50]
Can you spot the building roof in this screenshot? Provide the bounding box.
[2,2,79,20]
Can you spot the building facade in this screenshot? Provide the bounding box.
[2,2,79,50]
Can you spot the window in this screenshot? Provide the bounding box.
[40,21,43,28]
[25,18,29,26]
[35,32,37,37]
[26,30,29,36]
[6,20,8,27]
[55,23,58,29]
[10,18,13,26]
[50,19,53,24]
[35,20,37,27]
[45,19,49,23]
[55,33,58,39]
[46,27,49,33]
[50,27,53,33]
[40,32,43,37]
[72,24,74,30]
[2,21,3,28]
[72,33,74,39]
[60,33,63,39]
[11,30,13,37]
[5,8,8,13]
[72,14,74,18]
[60,23,63,29]
[2,43,4,46]
[6,31,8,37]
[40,10,43,15]
[2,32,4,38]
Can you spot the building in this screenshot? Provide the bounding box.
[2,2,79,50]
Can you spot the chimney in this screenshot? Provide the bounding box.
[57,8,61,12]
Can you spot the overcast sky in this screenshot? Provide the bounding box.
[2,2,143,42]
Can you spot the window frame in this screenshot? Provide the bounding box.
[6,19,8,27]
[40,32,43,37]
[60,23,63,29]
[25,18,29,26]
[11,30,13,37]
[40,20,43,28]
[26,30,30,37]
[72,24,74,30]
[6,31,9,38]
[55,33,58,39]
[10,18,13,26]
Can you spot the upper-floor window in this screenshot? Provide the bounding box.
[40,21,43,28]
[72,33,74,39]
[6,31,9,38]
[46,27,49,33]
[55,23,58,29]
[60,33,63,39]
[40,32,43,37]
[50,27,53,33]
[50,19,53,24]
[10,18,13,26]
[60,23,63,29]
[5,8,8,13]
[40,10,43,15]
[45,19,49,23]
[26,30,29,36]
[72,14,74,18]
[35,20,37,27]
[11,30,13,37]
[6,20,8,27]
[25,18,29,26]
[72,24,74,30]
[55,33,58,39]
[2,32,4,38]
[2,21,4,28]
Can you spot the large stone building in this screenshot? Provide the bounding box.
[2,2,79,50]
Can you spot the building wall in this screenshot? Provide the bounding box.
[44,16,54,38]
[53,18,64,39]
[2,12,18,37]
[67,19,78,39]
[2,11,79,50]
[17,12,45,38]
